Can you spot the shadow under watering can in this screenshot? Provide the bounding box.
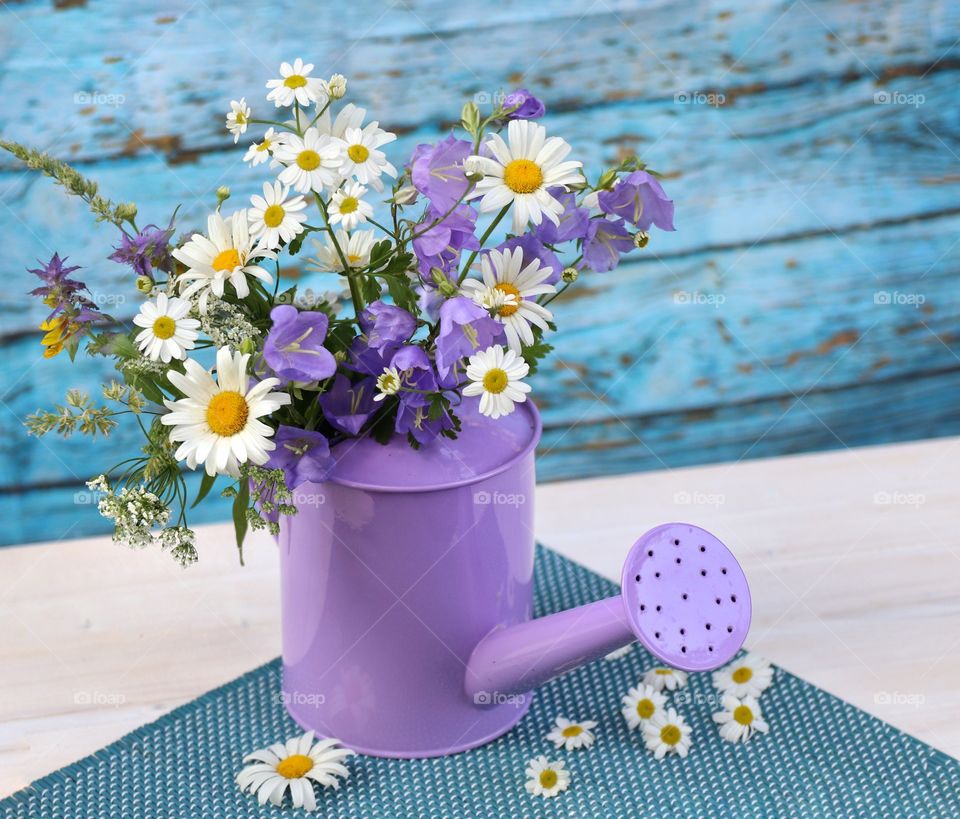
[277,402,750,758]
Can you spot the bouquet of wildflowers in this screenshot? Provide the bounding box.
[5,60,674,565]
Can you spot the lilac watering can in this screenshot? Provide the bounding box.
[278,402,751,758]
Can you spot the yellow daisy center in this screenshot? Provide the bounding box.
[347,144,369,163]
[338,195,359,214]
[263,204,286,228]
[503,158,543,194]
[660,724,681,746]
[347,253,362,265]
[297,150,321,171]
[539,769,558,789]
[733,705,754,726]
[561,725,583,738]
[235,111,248,125]
[275,753,314,779]
[283,74,308,89]
[257,139,271,152]
[494,282,521,316]
[732,667,753,684]
[636,698,655,719]
[482,367,509,394]
[152,316,176,340]
[212,248,241,272]
[654,668,673,675]
[206,391,249,437]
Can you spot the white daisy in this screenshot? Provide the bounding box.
[461,246,555,353]
[236,730,354,813]
[248,181,308,250]
[604,645,633,661]
[546,717,597,751]
[243,127,281,167]
[225,98,250,143]
[463,344,531,420]
[273,127,343,194]
[312,103,367,141]
[329,181,373,231]
[468,119,584,234]
[524,756,570,798]
[643,666,688,692]
[712,653,774,699]
[335,121,397,191]
[161,347,290,478]
[265,58,327,108]
[643,708,693,761]
[621,684,667,731]
[173,211,275,313]
[713,695,769,744]
[132,293,200,363]
[374,366,401,401]
[309,229,376,273]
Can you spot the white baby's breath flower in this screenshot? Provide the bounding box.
[546,717,597,751]
[621,683,667,730]
[643,666,688,692]
[374,366,402,401]
[226,98,251,143]
[524,756,570,798]
[236,731,354,812]
[713,695,769,744]
[266,58,327,108]
[463,344,531,420]
[247,181,308,250]
[329,181,373,231]
[643,708,692,761]
[712,654,774,699]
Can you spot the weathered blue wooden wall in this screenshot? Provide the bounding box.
[0,0,958,545]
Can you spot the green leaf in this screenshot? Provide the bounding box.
[191,472,217,509]
[287,232,307,256]
[275,285,298,306]
[385,274,417,314]
[232,481,250,565]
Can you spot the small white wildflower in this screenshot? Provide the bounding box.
[325,74,347,99]
[545,717,597,751]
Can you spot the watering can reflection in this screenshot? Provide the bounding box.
[277,402,750,758]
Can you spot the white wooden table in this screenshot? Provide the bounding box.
[2,437,958,796]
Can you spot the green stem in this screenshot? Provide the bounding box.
[458,205,509,284]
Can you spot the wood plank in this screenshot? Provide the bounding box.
[1,69,957,334]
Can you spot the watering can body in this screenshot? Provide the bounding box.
[278,401,751,758]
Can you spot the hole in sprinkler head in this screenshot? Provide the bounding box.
[715,598,721,605]
[655,631,661,639]
[635,574,641,582]
[680,628,686,635]
[673,539,680,545]
[647,550,654,557]
[655,572,661,578]
[656,605,662,612]
[727,626,734,633]
[700,570,707,577]
[681,646,687,653]
[681,593,688,600]
[640,604,646,611]
[731,594,737,603]
[709,646,714,652]
[705,623,711,630]
[676,557,682,564]
[699,545,706,552]
[721,568,727,575]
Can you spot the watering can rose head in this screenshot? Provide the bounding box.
[6,65,675,562]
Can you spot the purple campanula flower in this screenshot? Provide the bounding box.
[395,400,455,445]
[598,170,675,231]
[499,234,564,284]
[28,253,97,317]
[267,425,334,488]
[502,88,545,120]
[412,204,479,279]
[359,300,416,351]
[319,373,377,436]
[108,221,175,278]
[409,134,473,211]
[263,305,337,382]
[390,345,437,408]
[533,188,590,245]
[434,296,504,381]
[581,218,635,273]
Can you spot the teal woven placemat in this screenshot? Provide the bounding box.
[4,546,959,818]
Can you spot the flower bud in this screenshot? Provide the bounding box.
[562,266,579,284]
[238,338,256,355]
[326,74,347,99]
[633,231,650,249]
[116,202,138,221]
[216,186,231,205]
[393,185,418,206]
[463,155,485,182]
[135,275,154,294]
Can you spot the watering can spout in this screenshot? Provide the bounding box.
[465,523,752,702]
